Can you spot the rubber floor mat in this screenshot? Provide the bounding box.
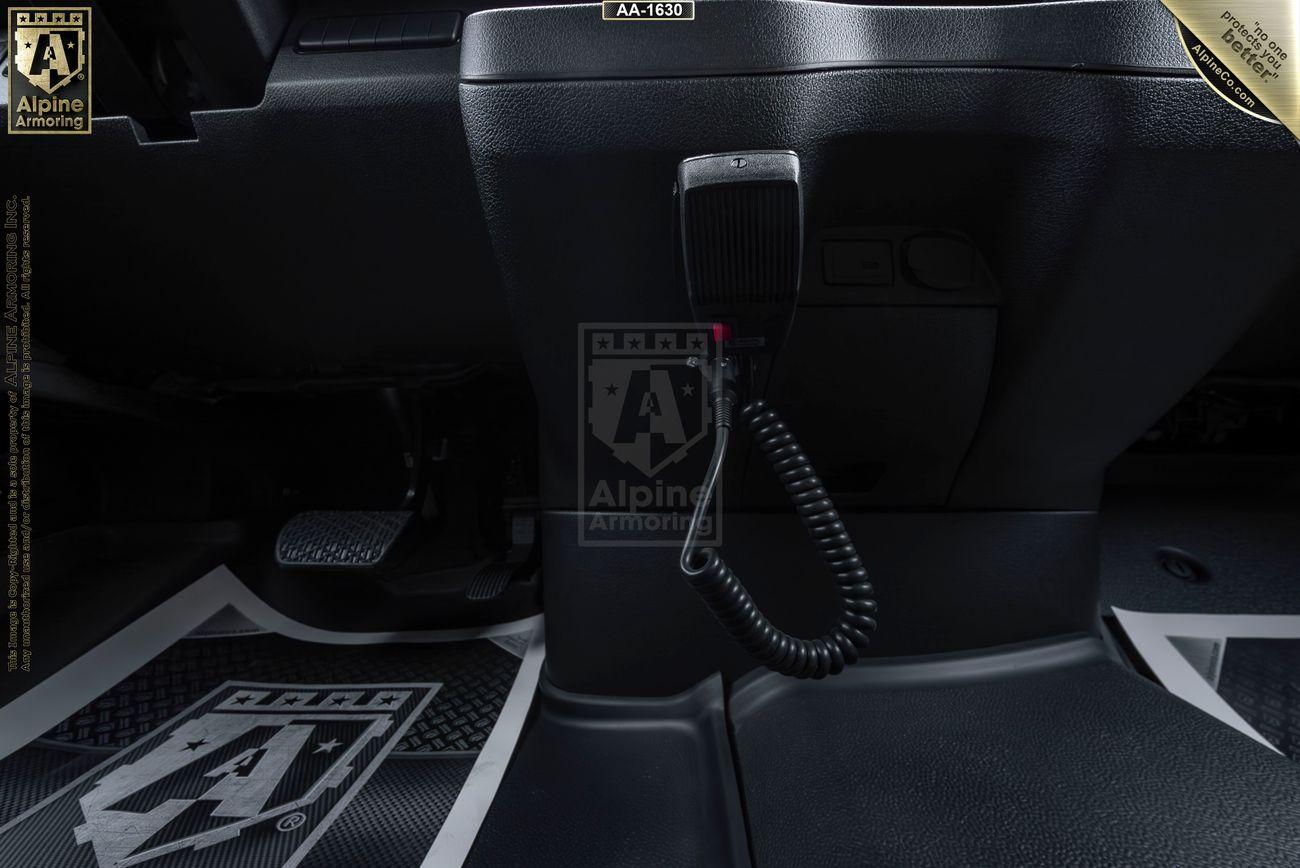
[0,567,543,868]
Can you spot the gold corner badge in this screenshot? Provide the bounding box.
[1160,0,1297,136]
[7,6,92,134]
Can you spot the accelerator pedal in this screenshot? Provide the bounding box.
[466,563,515,600]
[466,512,538,601]
[275,510,415,568]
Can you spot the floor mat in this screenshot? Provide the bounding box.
[0,567,543,868]
[1113,608,1300,760]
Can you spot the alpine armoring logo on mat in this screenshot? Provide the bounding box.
[0,682,439,868]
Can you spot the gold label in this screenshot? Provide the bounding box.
[7,7,92,135]
[1161,0,1297,134]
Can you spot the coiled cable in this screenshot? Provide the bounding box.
[680,373,877,678]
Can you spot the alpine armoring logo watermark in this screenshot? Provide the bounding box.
[579,323,718,547]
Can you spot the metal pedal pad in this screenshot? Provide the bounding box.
[466,562,515,600]
[275,510,415,568]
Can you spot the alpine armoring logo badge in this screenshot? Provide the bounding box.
[579,323,718,547]
[8,7,92,134]
[0,682,439,868]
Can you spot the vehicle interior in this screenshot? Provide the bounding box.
[4,0,1300,864]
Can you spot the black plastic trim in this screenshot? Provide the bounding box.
[461,0,1193,82]
[298,11,462,52]
[539,509,1099,695]
[465,672,753,866]
[731,633,1109,719]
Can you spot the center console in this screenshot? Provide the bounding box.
[458,0,1300,695]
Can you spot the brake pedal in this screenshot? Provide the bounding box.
[275,510,415,568]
